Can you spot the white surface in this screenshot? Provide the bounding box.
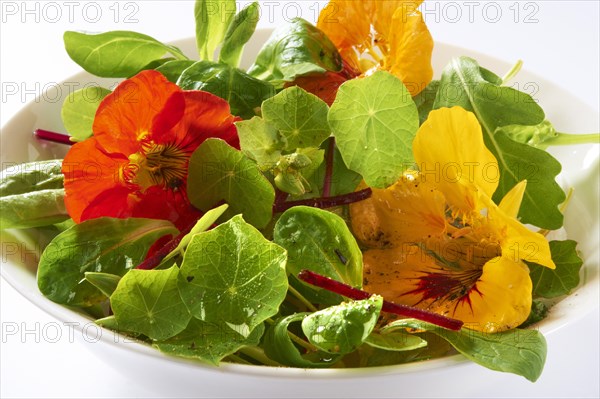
[1,1,599,398]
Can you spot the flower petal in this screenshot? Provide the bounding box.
[152,90,239,151]
[93,70,180,155]
[386,8,433,96]
[62,138,128,223]
[317,0,371,50]
[413,107,499,213]
[350,173,447,248]
[483,194,556,269]
[363,247,532,333]
[451,257,532,333]
[499,180,527,219]
[372,1,424,44]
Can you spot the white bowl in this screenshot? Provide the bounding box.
[1,32,598,398]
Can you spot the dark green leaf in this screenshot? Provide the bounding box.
[155,319,264,365]
[301,296,382,354]
[433,56,565,229]
[384,319,547,382]
[63,31,187,78]
[263,313,339,367]
[519,300,549,328]
[178,60,275,119]
[262,86,331,150]
[177,215,288,336]
[84,272,121,297]
[329,71,419,189]
[61,86,111,141]
[219,2,260,67]
[528,240,583,298]
[187,139,275,229]
[195,0,236,60]
[413,80,439,125]
[493,131,565,228]
[37,218,178,307]
[155,60,196,83]
[301,140,363,198]
[247,18,343,88]
[111,266,191,341]
[274,206,362,305]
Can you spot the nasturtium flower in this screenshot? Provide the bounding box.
[350,107,556,333]
[62,70,239,230]
[316,0,433,96]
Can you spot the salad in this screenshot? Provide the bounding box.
[1,0,598,382]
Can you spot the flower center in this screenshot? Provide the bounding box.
[407,237,501,305]
[123,141,189,192]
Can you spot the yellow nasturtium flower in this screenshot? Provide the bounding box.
[317,0,433,96]
[350,107,556,333]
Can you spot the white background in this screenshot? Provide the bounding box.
[1,1,599,398]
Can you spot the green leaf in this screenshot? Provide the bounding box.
[493,131,565,228]
[496,120,558,149]
[519,300,549,328]
[63,31,187,78]
[262,86,331,150]
[177,215,288,336]
[84,272,121,297]
[528,240,583,298]
[155,319,264,365]
[219,2,260,67]
[0,160,64,196]
[195,0,236,60]
[413,80,439,125]
[263,313,339,367]
[155,60,196,83]
[0,190,68,230]
[111,266,191,341]
[365,331,428,352]
[329,71,419,189]
[37,218,178,307]
[247,18,343,88]
[162,204,229,264]
[0,160,68,228]
[301,296,383,354]
[187,139,275,229]
[61,86,111,141]
[235,117,286,170]
[384,319,547,382]
[274,206,363,304]
[178,60,275,119]
[433,56,565,229]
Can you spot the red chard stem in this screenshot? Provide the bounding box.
[298,270,464,331]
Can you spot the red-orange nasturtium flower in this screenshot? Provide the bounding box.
[62,70,239,230]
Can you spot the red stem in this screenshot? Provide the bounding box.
[135,218,197,270]
[298,270,464,331]
[273,188,372,214]
[34,129,75,146]
[322,138,335,198]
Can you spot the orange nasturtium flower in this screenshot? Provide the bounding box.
[350,107,556,333]
[315,0,434,97]
[62,70,239,230]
